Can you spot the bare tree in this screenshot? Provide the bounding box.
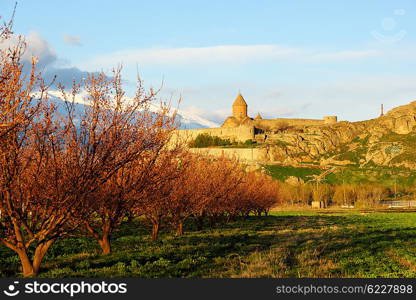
[0,15,55,276]
[0,31,175,274]
[132,148,187,241]
[82,93,178,253]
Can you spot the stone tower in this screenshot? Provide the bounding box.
[232,93,248,120]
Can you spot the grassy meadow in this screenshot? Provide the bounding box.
[2,211,416,278]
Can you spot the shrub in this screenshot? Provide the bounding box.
[244,139,256,145]
[189,134,232,148]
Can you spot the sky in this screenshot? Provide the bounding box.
[1,0,416,124]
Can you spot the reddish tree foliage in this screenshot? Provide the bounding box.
[164,154,216,235]
[238,171,281,216]
[131,146,188,241]
[0,20,178,273]
[80,80,179,252]
[0,19,55,276]
[141,154,281,238]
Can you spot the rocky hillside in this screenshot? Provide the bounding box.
[260,101,416,169]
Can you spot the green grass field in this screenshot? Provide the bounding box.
[2,211,416,278]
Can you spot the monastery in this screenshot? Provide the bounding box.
[175,93,338,143]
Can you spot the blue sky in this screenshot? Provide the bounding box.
[1,0,416,123]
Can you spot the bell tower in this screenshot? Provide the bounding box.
[232,93,248,120]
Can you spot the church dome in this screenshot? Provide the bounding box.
[232,93,248,120]
[232,93,247,107]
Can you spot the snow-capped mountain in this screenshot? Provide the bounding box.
[46,91,219,129]
[177,113,219,129]
[147,103,219,129]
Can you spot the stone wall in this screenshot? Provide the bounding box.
[172,125,255,144]
[221,116,338,130]
[189,147,268,163]
[323,116,338,124]
[253,118,325,128]
[250,116,338,129]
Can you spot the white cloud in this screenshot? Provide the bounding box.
[0,31,96,87]
[0,31,57,67]
[79,44,384,70]
[80,45,302,69]
[47,90,90,105]
[63,34,82,46]
[309,49,381,62]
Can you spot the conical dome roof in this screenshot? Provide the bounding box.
[232,93,247,107]
[255,112,262,120]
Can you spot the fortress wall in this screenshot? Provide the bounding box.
[172,125,255,144]
[323,116,338,124]
[189,147,267,163]
[253,118,325,128]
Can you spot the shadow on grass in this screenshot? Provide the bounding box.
[2,213,416,277]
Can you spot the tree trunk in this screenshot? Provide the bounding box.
[32,240,55,275]
[151,223,160,241]
[209,216,217,228]
[98,234,111,255]
[176,221,183,236]
[195,216,204,230]
[85,221,112,254]
[15,239,55,277]
[16,249,35,277]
